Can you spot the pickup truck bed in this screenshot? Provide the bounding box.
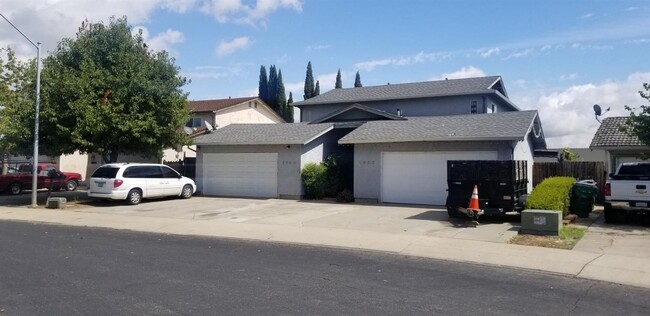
[604,162,650,223]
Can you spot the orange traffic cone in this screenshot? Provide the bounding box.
[467,185,481,212]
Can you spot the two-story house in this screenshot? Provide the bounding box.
[194,76,547,205]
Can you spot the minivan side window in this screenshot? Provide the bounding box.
[142,166,163,178]
[122,166,143,178]
[162,166,180,178]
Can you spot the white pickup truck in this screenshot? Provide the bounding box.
[604,162,650,223]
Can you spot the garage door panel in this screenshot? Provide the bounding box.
[203,153,278,198]
[381,151,497,205]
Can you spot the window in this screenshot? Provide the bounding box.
[91,166,120,178]
[185,117,201,128]
[470,100,478,114]
[162,166,180,178]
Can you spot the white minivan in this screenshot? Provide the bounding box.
[88,163,196,205]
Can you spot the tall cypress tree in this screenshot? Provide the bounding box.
[335,69,342,89]
[354,71,362,87]
[303,61,314,100]
[258,65,268,103]
[314,80,320,96]
[268,65,278,112]
[286,92,294,123]
[277,69,288,122]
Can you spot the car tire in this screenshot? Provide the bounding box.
[127,189,142,205]
[604,203,617,224]
[447,206,460,218]
[9,183,21,195]
[180,184,193,199]
[65,179,78,191]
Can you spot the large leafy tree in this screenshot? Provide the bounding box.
[258,65,268,104]
[277,70,292,122]
[626,83,650,145]
[39,17,189,163]
[0,47,35,160]
[303,61,314,100]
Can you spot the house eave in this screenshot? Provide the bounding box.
[339,136,522,145]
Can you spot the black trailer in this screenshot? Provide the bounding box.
[446,160,528,218]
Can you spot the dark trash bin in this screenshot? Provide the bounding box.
[570,180,597,218]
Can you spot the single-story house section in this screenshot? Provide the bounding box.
[590,116,650,174]
[194,123,338,199]
[338,110,546,205]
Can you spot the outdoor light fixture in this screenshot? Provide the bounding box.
[0,12,41,208]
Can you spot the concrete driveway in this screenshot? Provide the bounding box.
[64,196,522,243]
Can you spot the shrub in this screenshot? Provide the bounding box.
[525,176,575,215]
[323,154,344,196]
[301,163,328,199]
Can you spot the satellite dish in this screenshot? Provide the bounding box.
[204,121,215,132]
[593,104,611,123]
[593,104,602,116]
[183,126,193,135]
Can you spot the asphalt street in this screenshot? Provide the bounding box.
[1,221,649,316]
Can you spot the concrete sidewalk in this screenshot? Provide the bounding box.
[0,197,648,289]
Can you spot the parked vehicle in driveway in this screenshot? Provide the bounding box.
[0,168,66,195]
[19,163,82,191]
[87,163,196,205]
[604,162,650,223]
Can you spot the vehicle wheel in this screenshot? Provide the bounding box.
[447,206,460,218]
[9,183,21,195]
[65,179,78,191]
[127,189,142,205]
[604,203,617,224]
[180,184,193,199]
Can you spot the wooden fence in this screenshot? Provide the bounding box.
[533,161,606,203]
[164,157,196,180]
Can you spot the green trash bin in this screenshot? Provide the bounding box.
[570,180,597,218]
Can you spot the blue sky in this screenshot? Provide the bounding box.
[2,0,650,148]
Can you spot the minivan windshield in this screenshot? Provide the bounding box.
[91,166,120,178]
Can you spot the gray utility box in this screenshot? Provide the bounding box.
[47,197,67,209]
[520,210,561,236]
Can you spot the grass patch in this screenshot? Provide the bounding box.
[510,226,586,250]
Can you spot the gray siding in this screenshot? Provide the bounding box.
[352,141,516,202]
[196,130,342,199]
[301,94,515,123]
[197,144,303,198]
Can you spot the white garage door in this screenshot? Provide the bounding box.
[203,153,278,198]
[381,151,498,205]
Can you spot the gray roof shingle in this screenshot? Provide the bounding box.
[293,76,506,107]
[339,111,540,144]
[193,123,334,146]
[589,116,644,148]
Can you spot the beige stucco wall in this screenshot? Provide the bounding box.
[164,101,284,161]
[56,151,89,181]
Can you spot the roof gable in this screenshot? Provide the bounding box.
[339,110,544,146]
[590,116,645,148]
[188,97,258,113]
[293,76,513,108]
[193,123,334,146]
[311,103,406,124]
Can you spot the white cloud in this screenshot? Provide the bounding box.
[479,47,500,58]
[216,36,252,57]
[161,0,197,13]
[1,0,162,58]
[625,38,650,44]
[306,44,330,51]
[355,51,451,72]
[578,13,595,20]
[513,72,650,148]
[560,73,578,81]
[505,48,533,59]
[430,66,487,81]
[135,26,185,56]
[201,0,302,25]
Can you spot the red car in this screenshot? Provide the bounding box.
[17,163,83,192]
